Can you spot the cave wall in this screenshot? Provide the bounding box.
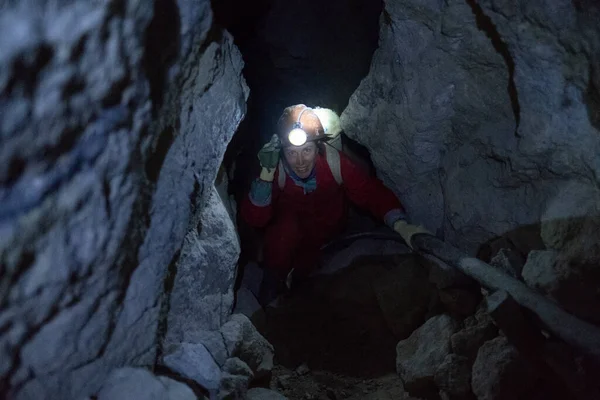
[342,0,600,255]
[0,0,248,398]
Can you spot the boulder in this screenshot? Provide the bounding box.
[522,180,600,324]
[471,337,536,400]
[489,248,525,279]
[220,314,274,379]
[97,367,197,400]
[434,354,472,398]
[0,1,248,398]
[396,314,459,397]
[162,343,222,391]
[178,329,229,367]
[451,313,498,362]
[219,357,254,400]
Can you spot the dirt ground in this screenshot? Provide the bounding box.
[255,256,432,400]
[266,365,413,400]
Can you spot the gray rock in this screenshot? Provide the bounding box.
[219,357,254,400]
[178,329,229,367]
[434,354,472,398]
[97,367,196,400]
[246,387,288,400]
[396,314,459,397]
[471,337,536,400]
[450,318,498,362]
[523,180,600,323]
[342,0,600,257]
[162,342,222,391]
[522,250,561,290]
[0,0,248,398]
[220,314,274,380]
[490,248,525,279]
[223,357,254,378]
[166,186,240,339]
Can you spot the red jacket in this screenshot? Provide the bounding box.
[241,150,404,246]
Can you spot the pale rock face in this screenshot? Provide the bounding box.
[342,0,600,255]
[96,367,198,400]
[0,0,248,398]
[396,314,459,397]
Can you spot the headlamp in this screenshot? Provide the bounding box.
[287,107,311,146]
[288,123,308,146]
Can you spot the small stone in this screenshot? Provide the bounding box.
[295,363,310,376]
[277,374,291,389]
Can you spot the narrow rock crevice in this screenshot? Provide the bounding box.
[465,0,521,132]
[142,0,181,114]
[155,249,182,361]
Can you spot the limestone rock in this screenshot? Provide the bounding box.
[434,354,472,398]
[490,248,525,279]
[220,314,275,379]
[0,0,248,398]
[166,186,240,339]
[396,314,459,397]
[471,337,535,400]
[246,387,288,400]
[451,316,498,362]
[219,357,254,400]
[343,0,600,257]
[179,329,229,367]
[523,180,600,323]
[162,342,222,391]
[97,367,196,400]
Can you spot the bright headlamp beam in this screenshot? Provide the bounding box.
[288,128,307,146]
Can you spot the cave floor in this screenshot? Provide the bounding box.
[256,258,421,400]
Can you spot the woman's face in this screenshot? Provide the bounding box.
[283,141,318,179]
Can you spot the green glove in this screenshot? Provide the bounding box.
[257,134,281,172]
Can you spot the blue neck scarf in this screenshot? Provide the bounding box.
[284,162,317,194]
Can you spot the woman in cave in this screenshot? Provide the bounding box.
[241,104,429,306]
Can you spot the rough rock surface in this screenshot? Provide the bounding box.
[219,357,254,400]
[162,342,222,391]
[0,0,248,398]
[450,321,498,363]
[220,314,275,380]
[434,354,472,398]
[490,248,525,279]
[396,314,459,397]
[523,180,600,323]
[342,0,600,255]
[471,337,538,400]
[165,186,241,341]
[96,367,198,400]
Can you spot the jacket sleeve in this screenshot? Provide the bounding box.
[339,152,406,226]
[240,172,279,228]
